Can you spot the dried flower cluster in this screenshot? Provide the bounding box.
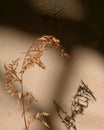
[4,35,69,130]
[53,80,96,130]
[4,58,21,97]
[27,112,50,128]
[20,35,69,74]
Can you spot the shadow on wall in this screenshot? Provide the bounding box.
[0,0,104,53]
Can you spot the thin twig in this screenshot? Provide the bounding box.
[20,74,28,130]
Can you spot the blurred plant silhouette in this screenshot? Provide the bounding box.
[53,80,96,130]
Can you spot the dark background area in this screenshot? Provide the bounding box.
[0,0,104,53]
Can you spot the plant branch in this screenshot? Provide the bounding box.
[20,74,28,130]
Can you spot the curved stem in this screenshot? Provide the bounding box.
[20,46,31,130]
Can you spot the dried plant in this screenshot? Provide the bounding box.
[4,35,69,130]
[53,80,96,130]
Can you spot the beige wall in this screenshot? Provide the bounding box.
[0,26,104,130]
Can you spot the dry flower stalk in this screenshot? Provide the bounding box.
[4,35,69,130]
[20,35,69,74]
[54,80,96,130]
